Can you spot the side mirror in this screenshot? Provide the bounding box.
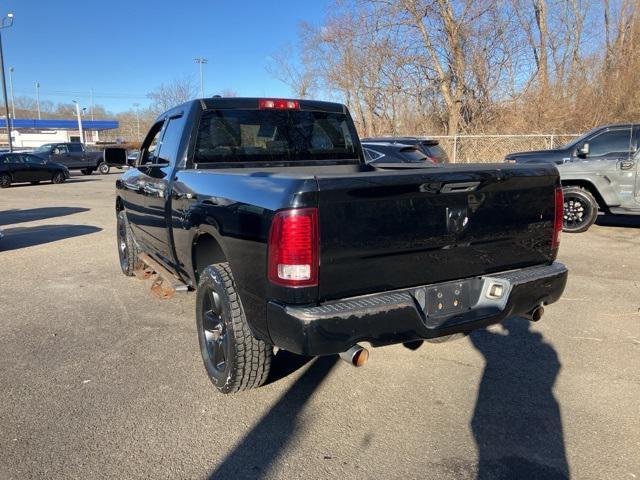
[577,143,589,157]
[103,147,128,167]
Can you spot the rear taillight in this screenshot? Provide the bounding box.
[552,187,563,249]
[259,99,300,110]
[268,208,319,287]
[426,156,437,164]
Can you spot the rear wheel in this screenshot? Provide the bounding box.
[117,210,141,276]
[98,162,110,175]
[52,172,65,184]
[196,263,272,394]
[0,173,11,188]
[562,186,598,233]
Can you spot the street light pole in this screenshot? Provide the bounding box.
[72,100,84,144]
[35,81,41,119]
[8,66,15,120]
[0,12,14,152]
[194,57,208,98]
[133,102,140,141]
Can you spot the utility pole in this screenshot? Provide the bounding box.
[72,100,84,144]
[8,66,14,120]
[0,12,14,152]
[35,81,41,119]
[133,102,140,141]
[89,89,94,120]
[194,57,208,98]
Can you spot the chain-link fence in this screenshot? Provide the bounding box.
[430,134,580,163]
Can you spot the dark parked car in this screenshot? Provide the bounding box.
[505,124,640,232]
[0,152,69,187]
[361,136,450,163]
[361,142,437,167]
[116,97,567,394]
[31,142,109,175]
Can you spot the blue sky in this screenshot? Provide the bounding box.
[1,0,329,114]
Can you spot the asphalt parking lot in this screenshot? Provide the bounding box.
[0,173,639,480]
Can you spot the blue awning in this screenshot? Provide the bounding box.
[0,118,119,130]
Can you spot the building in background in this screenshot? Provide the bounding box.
[0,118,119,148]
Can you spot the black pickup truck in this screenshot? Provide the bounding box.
[115,97,568,394]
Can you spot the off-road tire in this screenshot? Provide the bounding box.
[98,162,110,175]
[0,173,11,188]
[562,186,598,233]
[117,210,141,276]
[196,263,272,394]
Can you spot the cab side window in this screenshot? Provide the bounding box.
[156,115,185,167]
[140,122,165,165]
[52,145,68,155]
[68,143,83,153]
[587,128,632,157]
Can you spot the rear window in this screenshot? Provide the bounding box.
[423,144,449,163]
[399,147,429,163]
[194,109,358,163]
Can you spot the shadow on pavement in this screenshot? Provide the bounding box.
[208,355,338,479]
[470,317,569,480]
[0,224,102,251]
[596,214,640,228]
[0,207,89,226]
[263,350,314,386]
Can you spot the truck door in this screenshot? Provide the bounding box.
[139,113,185,264]
[67,143,87,167]
[50,144,73,168]
[121,121,165,246]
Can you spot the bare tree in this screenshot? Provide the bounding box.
[147,76,198,114]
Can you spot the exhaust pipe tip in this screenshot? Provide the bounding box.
[529,305,544,322]
[339,344,369,367]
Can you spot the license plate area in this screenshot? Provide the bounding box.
[426,281,470,318]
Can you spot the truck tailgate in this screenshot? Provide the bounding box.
[316,164,559,301]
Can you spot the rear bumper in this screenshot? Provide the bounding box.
[267,262,568,356]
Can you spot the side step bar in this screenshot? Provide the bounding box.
[135,253,189,299]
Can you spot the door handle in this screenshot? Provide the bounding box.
[143,182,165,196]
[619,160,635,170]
[173,191,195,200]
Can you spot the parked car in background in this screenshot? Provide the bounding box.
[361,136,450,163]
[361,142,437,166]
[505,124,640,232]
[31,142,109,175]
[0,152,69,187]
[115,97,567,395]
[127,150,139,166]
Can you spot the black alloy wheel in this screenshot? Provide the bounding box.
[562,186,598,233]
[0,173,11,188]
[52,172,65,184]
[201,288,230,376]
